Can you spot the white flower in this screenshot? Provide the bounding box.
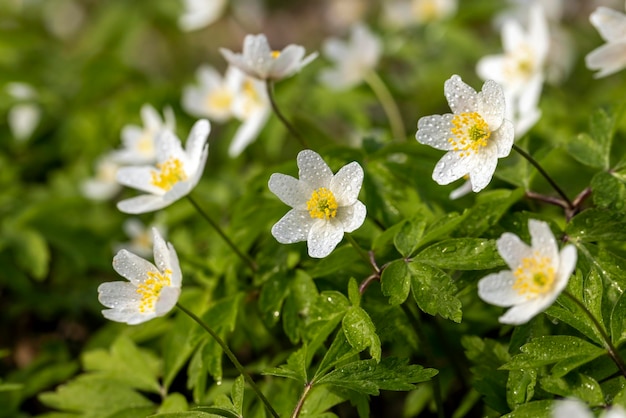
[114,218,166,258]
[182,65,270,157]
[478,219,577,325]
[112,104,176,165]
[268,150,366,258]
[319,23,382,90]
[116,119,210,214]
[178,0,226,32]
[586,6,626,78]
[415,74,515,193]
[6,82,41,141]
[220,34,318,81]
[553,398,626,418]
[98,228,181,325]
[449,176,473,200]
[382,0,457,27]
[81,152,122,201]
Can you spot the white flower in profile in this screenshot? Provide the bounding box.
[182,65,270,157]
[553,398,626,418]
[586,6,626,78]
[81,152,122,201]
[478,219,577,325]
[319,23,382,90]
[178,0,227,32]
[268,150,366,258]
[98,228,181,325]
[220,34,318,81]
[116,119,210,214]
[112,104,176,165]
[415,74,514,193]
[6,82,41,142]
[114,218,166,258]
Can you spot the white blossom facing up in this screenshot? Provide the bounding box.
[319,23,382,90]
[478,219,577,325]
[268,150,366,258]
[178,0,226,32]
[415,74,514,193]
[112,104,176,165]
[220,34,318,81]
[116,119,210,214]
[586,6,626,78]
[98,228,181,325]
[81,152,123,201]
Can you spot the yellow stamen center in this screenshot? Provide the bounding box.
[150,157,187,191]
[271,50,281,59]
[448,112,491,157]
[512,253,556,299]
[137,131,154,156]
[306,187,338,220]
[207,88,233,112]
[136,269,172,313]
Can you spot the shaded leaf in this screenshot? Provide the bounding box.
[414,238,504,270]
[381,259,411,306]
[410,262,462,323]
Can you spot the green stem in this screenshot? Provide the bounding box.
[512,144,574,210]
[290,382,313,418]
[176,303,280,418]
[345,233,372,268]
[266,81,309,149]
[364,70,406,141]
[562,291,626,378]
[186,196,258,272]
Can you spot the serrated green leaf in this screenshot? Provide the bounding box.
[314,329,359,381]
[263,345,307,383]
[258,271,291,326]
[410,262,462,323]
[506,369,536,409]
[566,209,626,242]
[567,107,617,169]
[380,259,411,306]
[414,238,504,270]
[502,336,605,371]
[342,306,381,362]
[540,373,604,406]
[394,219,425,257]
[316,357,437,395]
[305,291,349,359]
[283,271,319,344]
[591,171,626,212]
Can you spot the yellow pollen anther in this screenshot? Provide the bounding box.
[512,253,555,299]
[307,187,338,220]
[207,88,233,111]
[271,50,281,59]
[136,269,172,313]
[448,112,491,157]
[150,157,187,191]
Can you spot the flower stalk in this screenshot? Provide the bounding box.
[266,81,309,149]
[364,70,406,141]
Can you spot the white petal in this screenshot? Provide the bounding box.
[155,286,180,316]
[477,79,506,130]
[590,7,626,43]
[307,219,344,258]
[297,150,333,189]
[492,119,514,157]
[271,209,315,244]
[8,104,40,141]
[432,151,469,186]
[478,271,529,307]
[528,220,559,263]
[116,166,164,195]
[449,180,473,200]
[141,104,161,131]
[112,249,159,285]
[268,173,310,209]
[330,161,364,206]
[228,108,269,157]
[498,297,550,325]
[152,228,170,272]
[604,406,626,418]
[475,56,507,84]
[322,38,348,62]
[585,42,626,78]
[102,308,151,325]
[156,130,186,165]
[168,242,183,288]
[416,114,455,150]
[444,75,478,114]
[98,281,140,309]
[337,201,366,233]
[467,145,498,192]
[271,45,306,79]
[117,194,171,214]
[552,399,594,418]
[501,18,525,52]
[555,245,577,292]
[185,119,211,161]
[162,176,194,203]
[497,232,533,270]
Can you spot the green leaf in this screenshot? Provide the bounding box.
[417,212,466,249]
[506,369,536,409]
[502,336,605,372]
[414,238,504,270]
[454,188,524,237]
[258,271,291,326]
[566,209,626,242]
[316,357,437,395]
[149,412,218,418]
[305,290,350,358]
[540,373,604,406]
[410,262,462,323]
[342,306,381,362]
[283,270,319,344]
[157,393,189,413]
[380,259,411,306]
[263,345,307,383]
[611,291,626,346]
[314,329,359,381]
[567,106,617,169]
[591,171,626,212]
[501,400,553,418]
[231,375,244,416]
[347,277,361,307]
[9,226,50,281]
[394,219,425,257]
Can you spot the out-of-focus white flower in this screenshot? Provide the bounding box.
[81,152,123,201]
[319,23,382,90]
[553,398,626,418]
[43,0,85,39]
[182,65,270,157]
[478,219,577,325]
[382,0,457,27]
[477,4,548,137]
[323,0,368,30]
[115,218,167,258]
[178,0,227,32]
[268,150,366,258]
[98,228,181,325]
[6,82,41,142]
[112,104,176,165]
[586,6,626,78]
[220,34,318,81]
[116,120,210,214]
[415,75,514,193]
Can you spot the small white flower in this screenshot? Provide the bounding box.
[268,150,366,258]
[220,34,318,81]
[319,23,382,90]
[416,74,515,193]
[586,6,626,78]
[98,228,181,325]
[478,219,577,325]
[116,119,210,214]
[81,152,123,201]
[178,0,226,32]
[553,398,626,418]
[112,104,176,165]
[182,65,270,157]
[382,0,457,27]
[6,82,41,141]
